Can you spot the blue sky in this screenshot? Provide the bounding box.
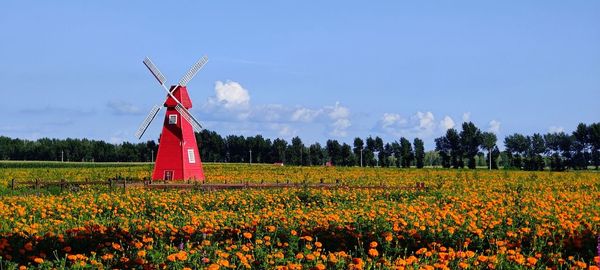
[1,1,598,149]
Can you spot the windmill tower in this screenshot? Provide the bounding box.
[136,56,208,181]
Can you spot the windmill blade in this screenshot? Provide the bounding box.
[143,57,167,86]
[135,105,162,139]
[178,56,208,86]
[175,104,203,132]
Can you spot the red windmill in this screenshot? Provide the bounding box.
[135,56,208,181]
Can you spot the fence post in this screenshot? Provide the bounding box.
[60,179,65,192]
[109,178,113,190]
[11,179,15,190]
[35,179,39,190]
[123,179,126,191]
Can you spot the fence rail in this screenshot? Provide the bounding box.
[7,178,428,192]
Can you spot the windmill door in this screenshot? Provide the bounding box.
[164,170,174,180]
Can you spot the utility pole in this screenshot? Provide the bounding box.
[488,148,492,170]
[249,149,252,164]
[360,148,363,167]
[300,144,303,166]
[61,150,64,162]
[151,150,154,163]
[429,153,433,168]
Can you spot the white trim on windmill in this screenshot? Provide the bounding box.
[135,56,208,139]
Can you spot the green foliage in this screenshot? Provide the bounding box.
[413,138,425,169]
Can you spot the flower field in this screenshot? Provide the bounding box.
[0,163,599,269]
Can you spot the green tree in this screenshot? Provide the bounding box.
[353,137,364,167]
[481,132,497,170]
[341,143,355,166]
[288,136,304,165]
[589,123,600,169]
[572,123,589,169]
[460,122,483,169]
[365,136,377,167]
[271,138,287,163]
[399,137,413,168]
[391,141,402,168]
[308,143,324,165]
[326,140,342,165]
[413,138,425,168]
[504,133,529,169]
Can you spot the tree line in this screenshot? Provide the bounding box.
[0,122,598,170]
[197,130,425,168]
[434,122,600,171]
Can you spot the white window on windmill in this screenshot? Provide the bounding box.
[169,114,177,125]
[187,149,196,163]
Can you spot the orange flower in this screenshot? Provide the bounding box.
[137,250,146,257]
[368,248,379,257]
[176,251,188,261]
[111,242,122,251]
[243,232,253,239]
[369,241,378,248]
[33,257,44,264]
[314,263,326,270]
[166,254,177,262]
[24,242,33,252]
[207,264,220,270]
[384,234,393,242]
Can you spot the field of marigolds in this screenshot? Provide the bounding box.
[0,162,599,269]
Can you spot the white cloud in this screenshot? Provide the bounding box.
[201,83,353,139]
[109,130,130,144]
[488,120,501,133]
[375,111,438,138]
[549,126,564,133]
[325,102,351,137]
[462,112,471,122]
[269,123,295,138]
[415,111,435,130]
[107,101,141,115]
[212,80,250,109]
[291,107,322,122]
[330,118,351,137]
[327,102,350,119]
[381,113,407,128]
[440,116,455,131]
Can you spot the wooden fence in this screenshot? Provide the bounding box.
[7,178,428,192]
